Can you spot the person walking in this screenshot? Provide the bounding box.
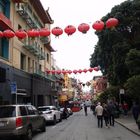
[132,101,140,124]
[103,104,110,128]
[122,101,129,116]
[107,101,116,126]
[95,102,103,128]
[84,103,88,116]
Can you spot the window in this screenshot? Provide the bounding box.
[18,24,22,30]
[20,53,26,70]
[39,64,41,71]
[0,67,6,82]
[0,1,6,13]
[46,53,49,62]
[28,57,31,72]
[27,106,35,115]
[0,106,16,118]
[32,60,35,73]
[35,62,37,73]
[0,0,10,18]
[0,38,9,59]
[19,106,27,116]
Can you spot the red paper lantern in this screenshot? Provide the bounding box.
[92,20,104,31]
[0,31,3,38]
[64,25,76,36]
[15,30,27,39]
[88,68,94,72]
[83,69,88,73]
[46,70,51,74]
[51,27,63,37]
[78,23,90,34]
[78,69,83,73]
[39,28,50,37]
[27,29,39,37]
[106,18,119,28]
[56,70,61,75]
[67,70,72,74]
[62,70,67,75]
[51,70,56,74]
[3,29,15,38]
[73,70,78,74]
[93,67,99,71]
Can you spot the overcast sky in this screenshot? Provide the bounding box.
[40,0,126,84]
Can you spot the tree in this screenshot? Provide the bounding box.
[125,49,140,76]
[90,0,140,86]
[124,75,140,102]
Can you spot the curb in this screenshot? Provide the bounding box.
[115,120,140,137]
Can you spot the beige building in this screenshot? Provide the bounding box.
[0,0,60,106]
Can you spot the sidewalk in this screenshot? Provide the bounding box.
[115,114,140,136]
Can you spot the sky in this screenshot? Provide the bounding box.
[40,0,126,85]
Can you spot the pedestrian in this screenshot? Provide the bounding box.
[95,102,103,128]
[122,101,128,116]
[107,101,116,126]
[132,101,140,124]
[103,104,110,128]
[91,103,96,115]
[63,106,68,119]
[84,103,88,116]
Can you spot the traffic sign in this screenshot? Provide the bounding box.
[10,82,17,94]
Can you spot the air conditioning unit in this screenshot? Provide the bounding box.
[15,3,25,11]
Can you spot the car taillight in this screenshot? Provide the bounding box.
[16,117,22,127]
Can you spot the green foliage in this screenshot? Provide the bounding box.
[125,49,140,76]
[90,0,140,86]
[98,86,120,103]
[124,75,140,101]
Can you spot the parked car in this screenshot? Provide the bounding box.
[0,104,46,140]
[38,106,62,124]
[60,107,73,119]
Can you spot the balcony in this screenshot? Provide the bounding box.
[39,51,45,60]
[15,3,40,28]
[23,41,40,56]
[40,37,50,44]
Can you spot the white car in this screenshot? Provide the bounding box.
[38,106,62,125]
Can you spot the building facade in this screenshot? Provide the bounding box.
[0,0,60,107]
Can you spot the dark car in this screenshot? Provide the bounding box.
[0,104,46,140]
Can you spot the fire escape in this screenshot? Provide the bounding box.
[15,2,46,60]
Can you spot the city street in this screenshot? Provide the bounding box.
[33,108,140,140]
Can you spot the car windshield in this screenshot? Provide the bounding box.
[38,107,51,111]
[0,106,16,118]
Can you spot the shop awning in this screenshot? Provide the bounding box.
[0,12,13,31]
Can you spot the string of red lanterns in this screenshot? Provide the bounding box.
[46,67,100,75]
[0,18,118,39]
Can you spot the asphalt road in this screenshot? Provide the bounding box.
[33,108,140,140]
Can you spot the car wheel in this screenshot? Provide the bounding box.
[53,116,56,125]
[24,127,32,140]
[59,115,62,122]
